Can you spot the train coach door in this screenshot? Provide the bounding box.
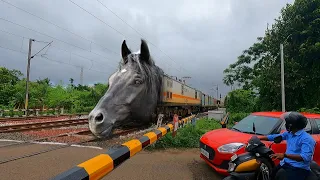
[201,94,204,106]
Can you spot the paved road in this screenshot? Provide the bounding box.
[1,141,106,180]
[103,148,224,180]
[0,141,223,180]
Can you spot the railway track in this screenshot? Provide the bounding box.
[0,136,96,164]
[0,118,88,133]
[0,114,86,122]
[0,129,92,148]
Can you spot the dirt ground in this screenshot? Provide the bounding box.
[103,148,224,180]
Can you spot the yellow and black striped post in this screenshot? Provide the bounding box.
[52,115,196,180]
[220,112,229,128]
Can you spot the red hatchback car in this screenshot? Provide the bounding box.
[199,112,320,176]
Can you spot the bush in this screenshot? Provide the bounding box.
[226,89,258,113]
[146,118,222,150]
[298,107,320,114]
[228,112,250,124]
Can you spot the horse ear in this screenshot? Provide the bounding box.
[140,39,151,64]
[121,40,131,64]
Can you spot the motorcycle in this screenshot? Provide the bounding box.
[223,135,320,180]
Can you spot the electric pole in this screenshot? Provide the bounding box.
[279,34,291,112]
[80,66,84,85]
[280,44,285,112]
[24,39,52,116]
[25,39,34,116]
[210,84,219,99]
[216,85,219,100]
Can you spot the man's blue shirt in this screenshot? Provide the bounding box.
[267,130,316,171]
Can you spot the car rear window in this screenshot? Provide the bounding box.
[231,115,281,135]
[280,119,312,133]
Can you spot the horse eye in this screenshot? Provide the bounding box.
[135,80,142,84]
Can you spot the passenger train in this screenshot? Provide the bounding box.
[156,74,218,119]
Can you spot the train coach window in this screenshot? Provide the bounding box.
[195,91,197,99]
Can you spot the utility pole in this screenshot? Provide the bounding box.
[280,44,285,112]
[25,39,34,116]
[216,85,219,100]
[211,84,219,99]
[80,66,84,85]
[24,39,52,116]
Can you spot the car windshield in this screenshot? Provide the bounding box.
[231,115,281,135]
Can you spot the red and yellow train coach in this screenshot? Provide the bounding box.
[156,74,216,118]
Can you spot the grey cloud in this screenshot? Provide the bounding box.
[0,0,294,98]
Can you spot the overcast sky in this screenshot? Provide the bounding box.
[0,0,294,98]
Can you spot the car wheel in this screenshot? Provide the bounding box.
[254,158,273,180]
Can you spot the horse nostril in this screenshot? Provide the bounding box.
[95,113,104,122]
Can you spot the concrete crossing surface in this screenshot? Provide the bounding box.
[0,141,223,180]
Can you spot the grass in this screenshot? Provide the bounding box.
[146,118,222,150]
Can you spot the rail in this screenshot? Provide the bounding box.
[0,118,88,133]
[52,114,197,180]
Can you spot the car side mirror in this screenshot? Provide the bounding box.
[274,136,283,144]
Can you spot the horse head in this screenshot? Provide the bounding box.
[88,39,163,138]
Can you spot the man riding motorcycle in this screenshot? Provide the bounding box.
[258,111,316,180]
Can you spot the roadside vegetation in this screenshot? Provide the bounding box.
[146,118,222,150]
[0,67,108,114]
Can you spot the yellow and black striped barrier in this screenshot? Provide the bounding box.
[220,112,230,128]
[52,115,196,180]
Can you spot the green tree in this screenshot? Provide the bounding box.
[0,67,23,108]
[223,0,320,111]
[226,89,258,113]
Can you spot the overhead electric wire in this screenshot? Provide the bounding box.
[1,1,213,93]
[31,41,52,58]
[83,0,211,91]
[0,29,117,69]
[68,0,184,73]
[0,0,185,75]
[95,0,191,72]
[0,17,117,66]
[69,0,127,39]
[0,45,109,75]
[0,0,118,55]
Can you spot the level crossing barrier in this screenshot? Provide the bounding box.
[52,114,197,180]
